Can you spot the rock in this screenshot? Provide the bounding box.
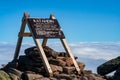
[21,73,43,80]
[77,61,85,71]
[49,58,66,67]
[87,74,97,80]
[79,76,88,80]
[57,59,66,67]
[25,46,40,57]
[82,70,92,74]
[38,77,50,80]
[1,64,7,68]
[50,64,63,73]
[0,70,11,80]
[8,73,20,80]
[54,74,72,80]
[18,56,43,67]
[112,67,120,80]
[25,46,59,58]
[49,77,57,80]
[63,67,75,74]
[97,56,120,75]
[56,57,65,60]
[72,77,79,80]
[53,71,59,75]
[58,52,69,57]
[81,72,107,80]
[43,46,59,58]
[4,68,22,78]
[4,59,18,69]
[64,57,73,67]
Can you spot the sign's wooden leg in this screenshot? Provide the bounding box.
[14,37,23,59]
[14,13,28,59]
[60,38,81,74]
[42,38,48,47]
[34,39,53,76]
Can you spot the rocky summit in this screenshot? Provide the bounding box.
[0,46,111,80]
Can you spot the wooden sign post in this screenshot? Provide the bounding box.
[14,12,80,76]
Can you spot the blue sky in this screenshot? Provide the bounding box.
[0,0,120,43]
[0,0,120,73]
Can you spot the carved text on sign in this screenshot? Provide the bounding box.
[27,18,65,38]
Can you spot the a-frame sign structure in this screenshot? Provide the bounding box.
[14,12,80,76]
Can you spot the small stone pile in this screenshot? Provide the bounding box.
[0,46,109,80]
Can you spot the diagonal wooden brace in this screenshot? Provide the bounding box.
[60,38,81,74]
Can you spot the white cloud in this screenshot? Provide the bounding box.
[0,42,35,67]
[47,42,120,60]
[69,42,120,60]
[0,42,120,73]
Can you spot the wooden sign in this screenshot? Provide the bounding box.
[27,18,65,38]
[14,13,80,77]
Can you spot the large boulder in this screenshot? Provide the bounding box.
[112,66,120,80]
[97,56,120,75]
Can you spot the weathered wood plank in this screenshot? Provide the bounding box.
[14,13,29,59]
[42,38,48,47]
[60,39,81,74]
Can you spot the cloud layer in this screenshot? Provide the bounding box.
[69,42,120,60]
[0,42,120,73]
